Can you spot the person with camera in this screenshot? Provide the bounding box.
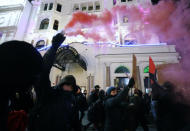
[104,78,135,131]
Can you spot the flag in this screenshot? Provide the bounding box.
[149,56,156,85]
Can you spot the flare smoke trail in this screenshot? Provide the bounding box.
[65,0,190,103]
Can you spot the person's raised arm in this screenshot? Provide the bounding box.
[151,70,165,100]
[106,78,135,108]
[43,33,66,74]
[35,33,66,102]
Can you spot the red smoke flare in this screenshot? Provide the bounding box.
[65,0,190,103]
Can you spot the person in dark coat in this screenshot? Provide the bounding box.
[132,89,149,131]
[29,33,79,131]
[10,87,34,113]
[143,92,151,115]
[87,85,100,105]
[75,86,88,130]
[104,78,135,131]
[93,89,106,131]
[0,41,43,131]
[85,90,105,131]
[152,78,190,131]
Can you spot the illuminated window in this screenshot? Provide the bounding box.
[123,16,128,23]
[44,3,48,11]
[56,4,62,12]
[49,3,53,10]
[53,20,59,30]
[144,66,149,73]
[39,18,49,30]
[115,66,130,73]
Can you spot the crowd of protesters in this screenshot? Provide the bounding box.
[0,33,190,131]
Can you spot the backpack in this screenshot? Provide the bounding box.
[87,99,105,123]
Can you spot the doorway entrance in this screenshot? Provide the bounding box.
[114,77,129,88]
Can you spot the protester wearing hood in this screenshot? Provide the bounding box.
[0,40,43,131]
[151,75,190,131]
[104,78,135,131]
[131,89,149,131]
[87,85,100,106]
[74,85,88,130]
[28,33,79,131]
[86,89,105,131]
[94,90,106,131]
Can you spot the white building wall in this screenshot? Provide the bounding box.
[0,0,179,93]
[15,1,32,40]
[0,0,31,44]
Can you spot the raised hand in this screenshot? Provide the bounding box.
[52,33,66,49]
[128,77,135,88]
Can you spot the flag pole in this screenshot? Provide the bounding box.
[132,54,137,89]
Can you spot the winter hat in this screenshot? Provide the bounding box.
[58,75,77,92]
[99,89,105,99]
[94,85,100,90]
[106,87,116,96]
[0,41,43,92]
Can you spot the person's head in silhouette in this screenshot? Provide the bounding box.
[0,40,43,131]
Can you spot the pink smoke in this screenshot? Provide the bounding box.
[65,10,114,42]
[150,0,190,104]
[65,0,190,103]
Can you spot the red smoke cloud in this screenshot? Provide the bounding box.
[65,0,190,103]
[65,10,114,42]
[150,0,190,104]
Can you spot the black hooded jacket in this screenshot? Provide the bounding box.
[104,87,129,131]
[29,46,78,131]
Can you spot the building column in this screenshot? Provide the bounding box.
[87,73,94,95]
[27,0,41,33]
[105,63,111,87]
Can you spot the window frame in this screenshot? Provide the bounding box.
[49,3,53,10]
[39,18,49,30]
[56,3,62,12]
[44,3,48,11]
[53,20,59,31]
[88,6,93,11]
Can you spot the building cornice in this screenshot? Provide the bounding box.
[0,4,24,12]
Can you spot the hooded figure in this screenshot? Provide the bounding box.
[0,41,43,131]
[87,85,100,106]
[104,78,135,131]
[29,33,80,131]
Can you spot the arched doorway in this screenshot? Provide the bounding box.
[114,66,130,88]
[51,46,88,92]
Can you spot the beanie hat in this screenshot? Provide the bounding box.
[106,87,116,96]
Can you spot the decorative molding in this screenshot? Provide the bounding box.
[0,4,24,12]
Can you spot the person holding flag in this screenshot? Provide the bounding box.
[149,56,190,131]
